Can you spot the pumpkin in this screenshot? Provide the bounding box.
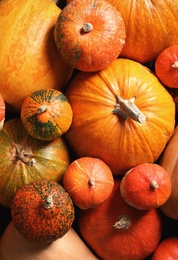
[0,117,70,208]
[120,163,172,210]
[0,93,5,131]
[63,157,114,209]
[0,221,99,260]
[21,89,73,141]
[151,236,178,260]
[155,45,178,88]
[78,179,162,260]
[65,58,175,175]
[160,126,178,219]
[11,179,75,242]
[0,0,73,111]
[54,0,126,72]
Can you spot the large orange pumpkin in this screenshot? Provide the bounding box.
[0,0,73,111]
[65,58,175,175]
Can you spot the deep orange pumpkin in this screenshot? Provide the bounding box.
[11,179,75,242]
[155,45,178,88]
[120,163,172,210]
[78,179,162,260]
[21,89,73,141]
[0,118,70,208]
[65,58,175,175]
[54,0,126,72]
[0,0,73,111]
[151,236,178,260]
[63,157,114,209]
[159,126,178,219]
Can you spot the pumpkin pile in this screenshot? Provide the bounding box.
[0,0,178,259]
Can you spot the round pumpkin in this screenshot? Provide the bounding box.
[54,0,126,72]
[151,236,178,260]
[160,126,178,219]
[65,58,175,175]
[11,179,75,242]
[63,157,114,209]
[0,117,70,208]
[0,0,73,111]
[120,163,172,210]
[21,89,73,141]
[78,179,162,260]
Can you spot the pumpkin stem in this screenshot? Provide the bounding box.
[88,177,95,187]
[37,104,48,114]
[172,61,178,68]
[12,143,36,166]
[113,214,131,230]
[43,194,54,209]
[150,180,159,189]
[82,22,93,33]
[112,95,146,123]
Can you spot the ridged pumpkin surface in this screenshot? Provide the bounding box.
[0,118,70,207]
[11,180,75,242]
[65,58,175,175]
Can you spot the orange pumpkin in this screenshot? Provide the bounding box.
[120,163,172,210]
[65,58,175,175]
[11,180,75,242]
[160,126,178,219]
[0,118,70,208]
[21,89,73,141]
[63,157,114,209]
[0,0,73,111]
[54,0,126,72]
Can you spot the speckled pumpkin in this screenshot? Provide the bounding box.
[11,179,75,242]
[21,89,73,141]
[0,118,70,208]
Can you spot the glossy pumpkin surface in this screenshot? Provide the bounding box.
[11,180,75,242]
[160,126,178,219]
[65,58,175,175]
[155,45,178,88]
[0,118,70,208]
[78,179,162,260]
[21,89,73,141]
[0,0,73,111]
[63,157,114,209]
[54,0,126,72]
[120,163,172,210]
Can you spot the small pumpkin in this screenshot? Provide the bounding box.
[78,179,162,260]
[151,236,178,260]
[21,89,73,141]
[63,157,114,209]
[160,126,178,219]
[120,163,172,210]
[155,45,178,88]
[0,222,99,260]
[54,0,126,72]
[0,93,5,131]
[65,58,175,175]
[0,118,70,208]
[0,0,73,111]
[11,179,75,242]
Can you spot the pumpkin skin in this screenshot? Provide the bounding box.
[0,0,73,111]
[11,180,75,242]
[0,222,99,260]
[78,179,162,260]
[0,118,70,208]
[155,45,178,88]
[120,163,172,210]
[65,58,175,175]
[160,126,178,219]
[63,157,114,209]
[54,0,126,72]
[0,93,5,131]
[21,89,73,141]
[151,236,178,260]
